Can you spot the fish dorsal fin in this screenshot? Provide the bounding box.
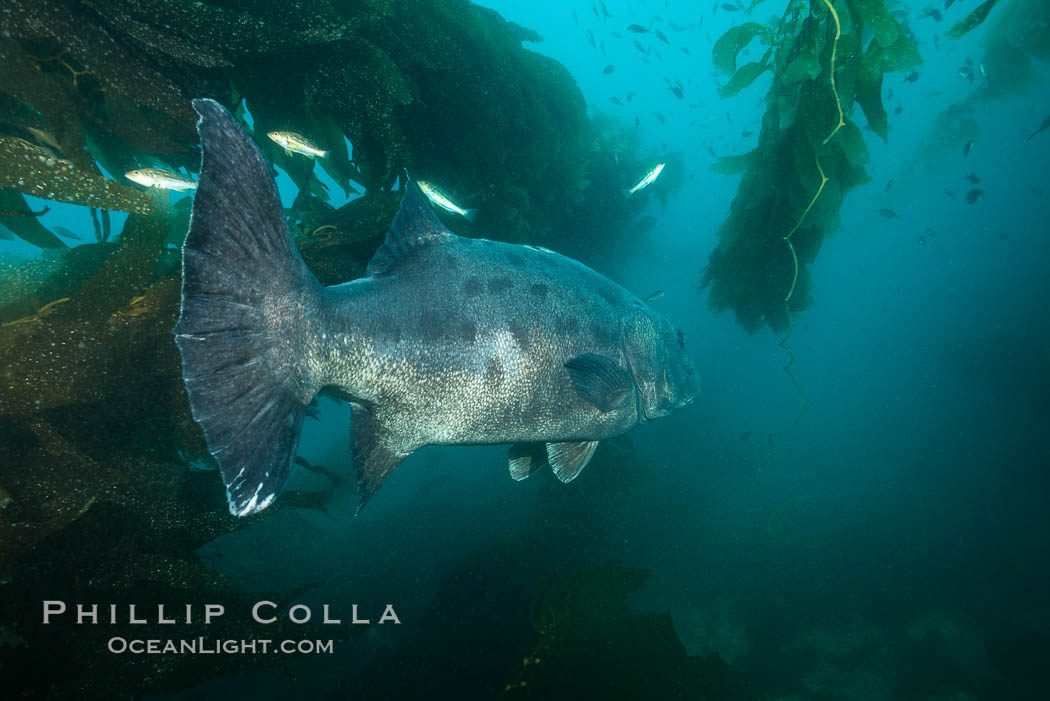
[546,440,599,483]
[366,178,455,276]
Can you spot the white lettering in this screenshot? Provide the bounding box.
[289,604,311,624]
[77,604,98,624]
[351,604,369,625]
[157,604,175,624]
[205,604,225,624]
[252,600,277,624]
[378,605,401,624]
[323,604,341,624]
[128,604,145,624]
[108,636,127,653]
[42,600,66,624]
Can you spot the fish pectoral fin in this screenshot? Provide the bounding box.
[546,441,599,483]
[351,404,411,514]
[508,442,546,481]
[564,353,634,412]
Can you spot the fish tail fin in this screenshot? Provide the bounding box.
[175,98,323,517]
[318,149,330,159]
[462,208,478,223]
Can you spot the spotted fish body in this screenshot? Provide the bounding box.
[125,168,198,191]
[321,239,658,447]
[176,100,699,517]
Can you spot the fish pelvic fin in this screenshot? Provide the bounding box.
[175,98,323,517]
[351,404,412,513]
[547,441,599,483]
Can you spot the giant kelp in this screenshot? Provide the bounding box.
[903,0,1048,184]
[0,136,153,214]
[977,0,1049,96]
[0,208,350,700]
[0,2,661,697]
[702,0,920,333]
[0,0,650,256]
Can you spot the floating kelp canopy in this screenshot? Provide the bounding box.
[702,0,920,333]
[0,0,665,264]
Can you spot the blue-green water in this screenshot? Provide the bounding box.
[1,1,1048,699]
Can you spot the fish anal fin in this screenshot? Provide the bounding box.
[508,442,546,481]
[564,353,634,412]
[547,441,599,483]
[351,404,410,513]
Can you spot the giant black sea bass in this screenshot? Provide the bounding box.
[175,99,699,517]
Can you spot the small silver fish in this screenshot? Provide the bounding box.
[623,163,665,196]
[53,226,83,241]
[417,180,478,222]
[267,131,328,159]
[125,168,198,191]
[643,290,665,302]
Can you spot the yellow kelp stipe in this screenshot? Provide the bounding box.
[767,0,844,456]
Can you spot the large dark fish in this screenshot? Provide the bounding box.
[175,99,699,517]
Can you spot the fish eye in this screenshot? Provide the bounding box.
[676,329,685,348]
